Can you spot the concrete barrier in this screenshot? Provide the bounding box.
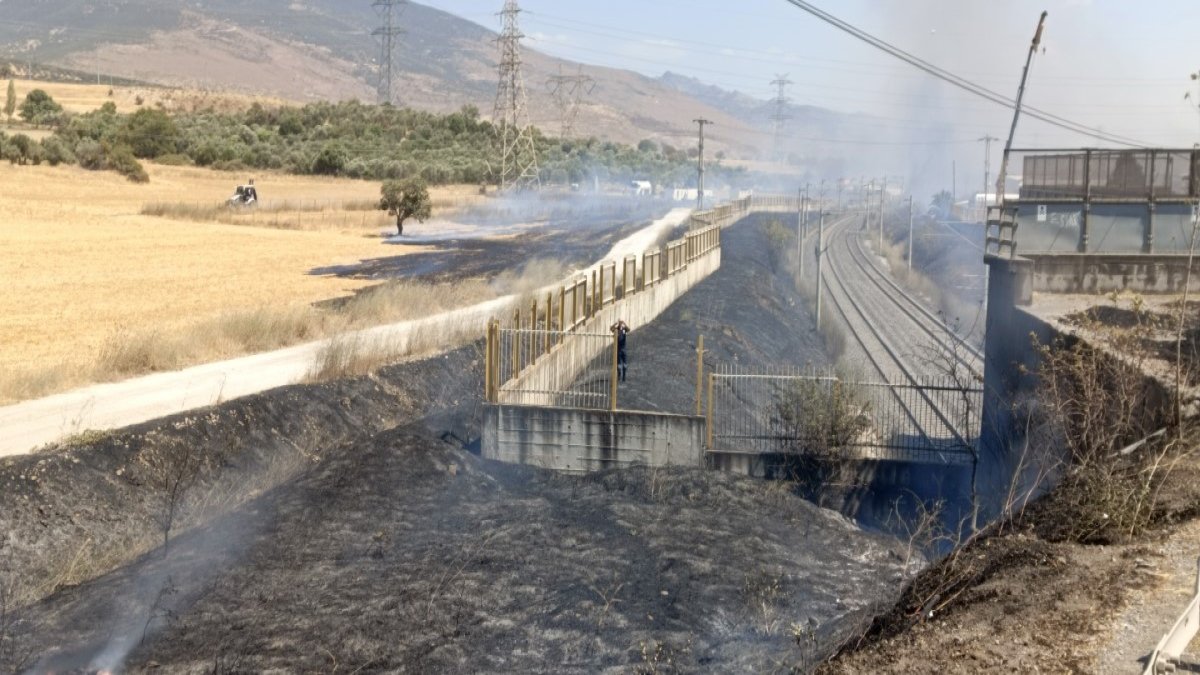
[990,253,1200,302]
[483,404,704,472]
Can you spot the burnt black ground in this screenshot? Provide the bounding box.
[2,213,916,674]
[310,199,673,285]
[616,213,831,415]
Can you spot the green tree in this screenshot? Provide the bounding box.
[18,89,63,127]
[930,190,954,218]
[379,177,432,236]
[4,79,15,123]
[311,143,347,175]
[117,108,179,158]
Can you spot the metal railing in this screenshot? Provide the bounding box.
[484,195,809,407]
[488,327,618,410]
[706,367,980,465]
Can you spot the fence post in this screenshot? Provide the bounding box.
[591,269,598,315]
[610,330,620,412]
[511,312,519,376]
[695,334,705,416]
[484,319,494,402]
[705,373,714,449]
[558,287,566,343]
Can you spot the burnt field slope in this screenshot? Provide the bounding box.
[27,430,908,673]
[3,213,911,673]
[617,212,831,415]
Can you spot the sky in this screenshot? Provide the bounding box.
[422,0,1200,191]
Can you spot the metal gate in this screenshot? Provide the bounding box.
[706,366,980,465]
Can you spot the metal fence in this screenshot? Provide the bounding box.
[483,195,809,409]
[1019,148,1199,201]
[487,327,618,409]
[706,367,980,465]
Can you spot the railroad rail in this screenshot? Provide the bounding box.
[819,214,982,457]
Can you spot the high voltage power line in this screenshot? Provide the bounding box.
[779,0,1152,147]
[372,0,407,106]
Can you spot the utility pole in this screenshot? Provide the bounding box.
[546,64,595,139]
[978,135,999,223]
[878,176,887,250]
[907,195,915,271]
[836,179,843,210]
[997,11,1048,205]
[770,74,793,161]
[372,0,407,106]
[694,118,713,210]
[864,180,874,231]
[816,202,826,329]
[796,185,804,277]
[951,160,957,216]
[799,183,810,277]
[493,0,540,191]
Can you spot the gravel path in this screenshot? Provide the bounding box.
[1097,518,1200,673]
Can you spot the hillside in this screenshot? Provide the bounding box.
[0,0,761,152]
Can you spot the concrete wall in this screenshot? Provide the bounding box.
[483,404,705,473]
[1022,253,1200,296]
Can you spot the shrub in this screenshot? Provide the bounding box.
[18,89,62,126]
[39,136,75,166]
[311,143,347,175]
[107,144,150,183]
[117,108,180,158]
[75,140,105,170]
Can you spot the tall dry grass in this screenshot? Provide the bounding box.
[0,278,506,402]
[140,199,388,231]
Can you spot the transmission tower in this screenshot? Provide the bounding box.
[372,0,407,105]
[493,0,540,190]
[546,64,596,139]
[770,73,793,160]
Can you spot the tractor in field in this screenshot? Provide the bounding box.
[227,179,259,208]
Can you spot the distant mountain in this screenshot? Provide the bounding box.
[0,1,943,165]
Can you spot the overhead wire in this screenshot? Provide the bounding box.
[779,0,1152,147]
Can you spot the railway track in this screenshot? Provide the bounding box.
[817,213,981,460]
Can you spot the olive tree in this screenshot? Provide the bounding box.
[379,177,432,236]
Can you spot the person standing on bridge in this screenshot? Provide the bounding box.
[611,319,630,382]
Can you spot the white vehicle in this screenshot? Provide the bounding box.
[227,179,259,207]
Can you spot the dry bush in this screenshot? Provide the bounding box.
[306,334,390,382]
[339,280,494,328]
[139,434,210,550]
[205,305,326,353]
[490,258,568,296]
[773,376,872,495]
[1023,299,1178,543]
[93,329,192,377]
[0,363,76,403]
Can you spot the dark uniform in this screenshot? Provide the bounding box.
[612,321,629,382]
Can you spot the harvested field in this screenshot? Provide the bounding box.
[0,78,294,117]
[0,161,485,401]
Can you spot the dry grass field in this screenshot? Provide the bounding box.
[1,78,295,117]
[0,161,490,403]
